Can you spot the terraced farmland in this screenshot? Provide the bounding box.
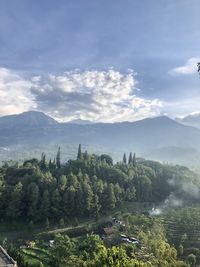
[162,206,200,265]
[21,246,51,267]
[164,218,200,247]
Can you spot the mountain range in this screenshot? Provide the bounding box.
[0,111,200,167]
[176,113,200,129]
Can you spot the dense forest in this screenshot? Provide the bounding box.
[0,145,199,223]
[1,146,200,267]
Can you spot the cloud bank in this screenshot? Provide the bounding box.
[169,57,200,75]
[0,68,162,122]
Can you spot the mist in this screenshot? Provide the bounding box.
[150,172,200,216]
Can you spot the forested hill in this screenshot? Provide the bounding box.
[1,111,200,166]
[0,146,199,222]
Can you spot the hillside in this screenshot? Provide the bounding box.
[0,111,58,128]
[1,151,198,267]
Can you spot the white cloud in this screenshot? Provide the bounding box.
[31,69,162,122]
[0,68,36,116]
[169,57,200,75]
[0,67,162,122]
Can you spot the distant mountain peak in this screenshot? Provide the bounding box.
[137,115,178,125]
[21,110,46,116]
[181,113,200,120]
[0,110,58,127]
[1,111,200,167]
[176,113,200,129]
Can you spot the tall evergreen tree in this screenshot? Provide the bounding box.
[40,189,50,219]
[7,182,23,219]
[56,147,61,168]
[58,175,67,191]
[123,153,127,164]
[27,182,39,219]
[40,152,47,170]
[67,185,76,215]
[51,189,62,217]
[77,144,83,160]
[82,181,94,214]
[133,152,136,166]
[68,173,78,188]
[114,183,122,202]
[93,194,101,220]
[105,183,116,210]
[62,189,70,216]
[74,182,84,216]
[128,152,133,165]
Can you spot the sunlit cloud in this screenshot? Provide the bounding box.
[0,67,36,116]
[31,69,162,122]
[0,67,162,122]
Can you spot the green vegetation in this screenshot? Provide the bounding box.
[164,206,200,266]
[1,146,200,266]
[1,147,199,223]
[8,219,185,267]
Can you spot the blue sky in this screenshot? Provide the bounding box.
[0,0,200,122]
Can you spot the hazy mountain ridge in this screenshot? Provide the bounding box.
[0,111,200,166]
[176,113,200,129]
[0,111,58,128]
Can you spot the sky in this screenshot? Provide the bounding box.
[0,0,200,122]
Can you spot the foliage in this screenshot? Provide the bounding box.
[0,147,199,224]
[2,147,199,267]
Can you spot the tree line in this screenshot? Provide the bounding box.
[0,145,198,223]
